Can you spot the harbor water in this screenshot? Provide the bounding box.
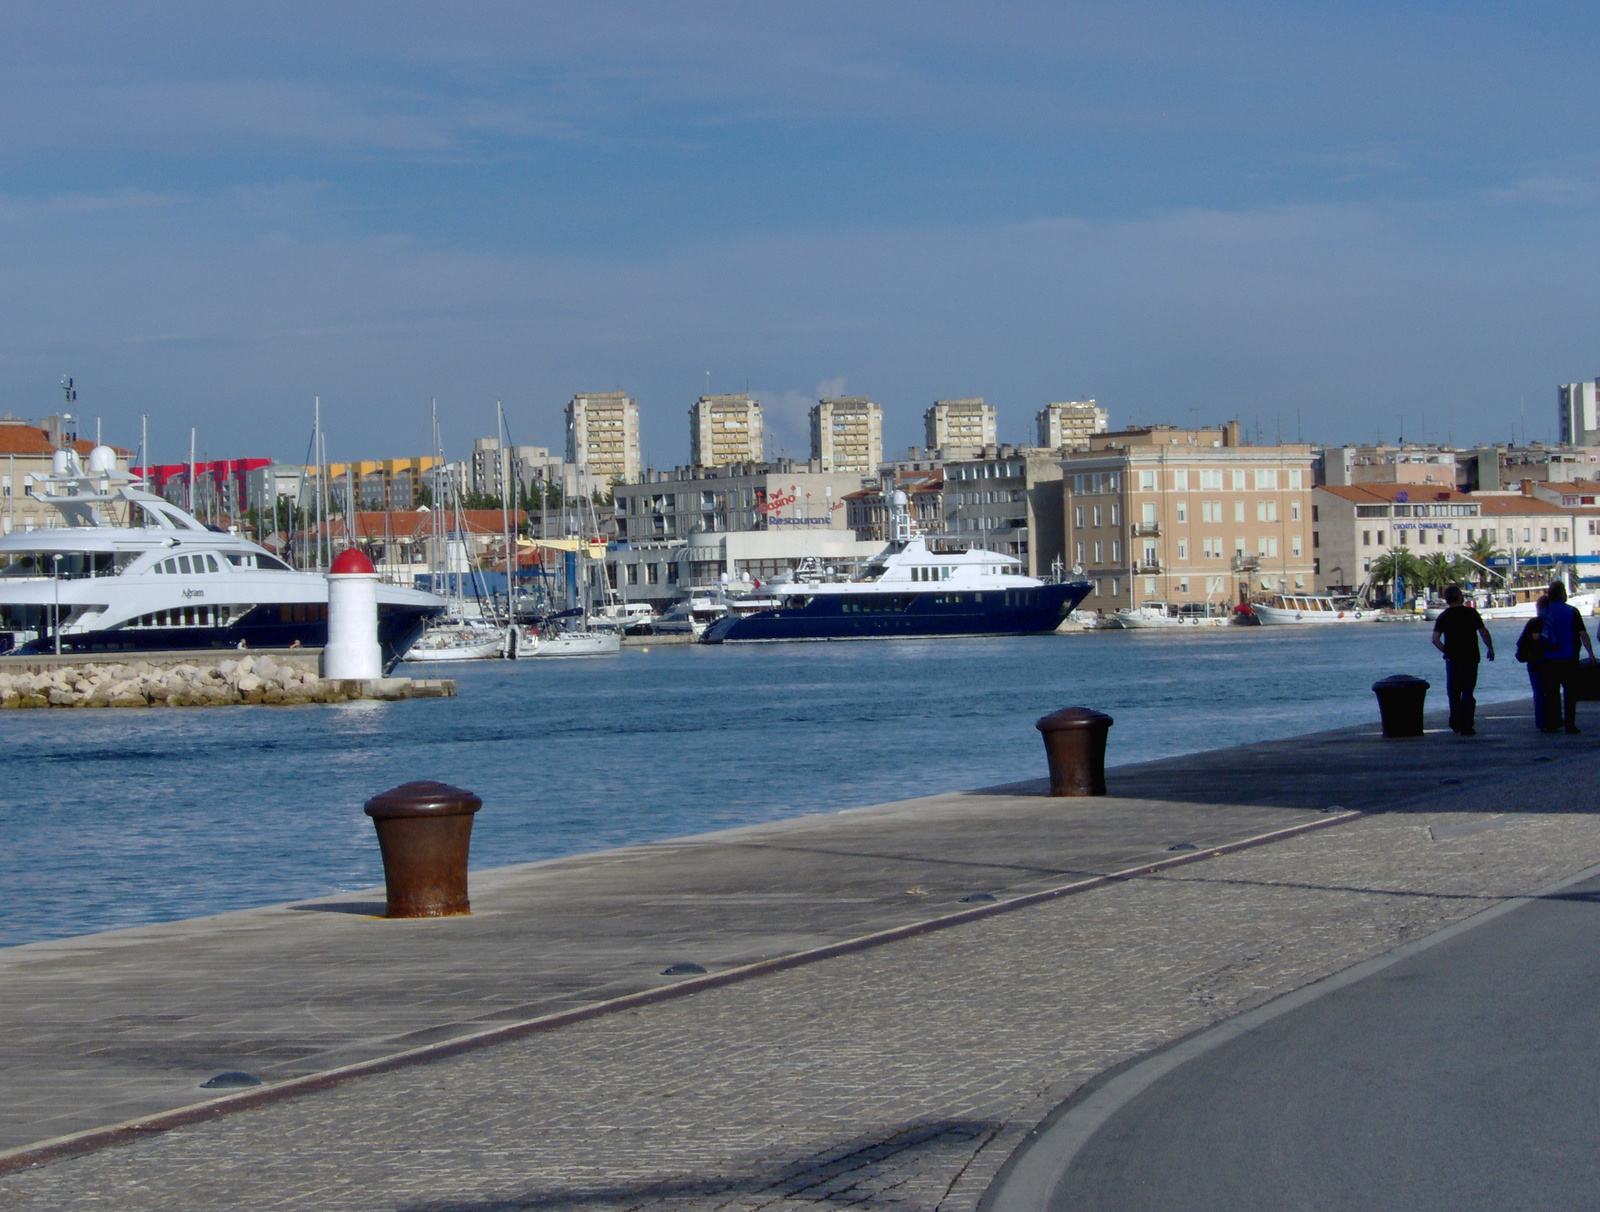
[1,622,1541,946]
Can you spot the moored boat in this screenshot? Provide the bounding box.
[1252,592,1379,625]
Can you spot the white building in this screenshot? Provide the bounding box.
[809,397,883,474]
[470,439,579,502]
[690,394,764,467]
[924,398,997,451]
[1560,381,1600,447]
[566,392,641,485]
[1036,400,1108,450]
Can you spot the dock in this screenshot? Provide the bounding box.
[4,700,1599,1208]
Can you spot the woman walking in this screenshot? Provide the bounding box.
[1516,595,1548,731]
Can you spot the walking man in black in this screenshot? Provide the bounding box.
[1432,585,1494,735]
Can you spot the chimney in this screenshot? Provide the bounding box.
[1222,420,1242,448]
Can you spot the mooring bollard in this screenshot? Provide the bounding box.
[363,781,483,917]
[1371,674,1430,739]
[1036,707,1114,796]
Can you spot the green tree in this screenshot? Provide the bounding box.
[1420,551,1476,593]
[1463,533,1501,585]
[1368,549,1426,601]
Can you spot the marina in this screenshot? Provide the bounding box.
[0,621,1541,948]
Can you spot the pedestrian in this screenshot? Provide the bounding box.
[1431,584,1494,735]
[1515,595,1549,731]
[1538,581,1595,734]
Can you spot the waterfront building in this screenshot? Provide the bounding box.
[1036,400,1108,451]
[566,391,641,485]
[942,446,1066,577]
[469,439,580,503]
[924,398,996,452]
[690,394,764,467]
[612,460,865,544]
[809,397,883,474]
[1560,381,1600,446]
[1062,423,1316,612]
[845,470,945,542]
[1312,482,1600,595]
[138,457,272,518]
[608,529,884,608]
[1318,443,1460,488]
[303,457,444,513]
[0,416,132,534]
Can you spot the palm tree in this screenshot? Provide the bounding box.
[1464,534,1503,585]
[1368,549,1426,604]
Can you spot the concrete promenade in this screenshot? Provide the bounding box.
[5,699,1600,1208]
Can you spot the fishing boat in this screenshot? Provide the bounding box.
[1252,592,1379,625]
[701,491,1091,643]
[0,448,442,669]
[1114,601,1229,629]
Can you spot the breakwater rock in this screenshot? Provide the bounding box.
[0,656,454,709]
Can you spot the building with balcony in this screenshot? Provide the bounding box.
[1063,423,1316,613]
[1036,400,1108,450]
[566,391,641,484]
[469,439,580,503]
[690,394,764,467]
[612,460,865,545]
[924,398,996,452]
[809,397,882,474]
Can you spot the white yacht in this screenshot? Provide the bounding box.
[1114,601,1229,629]
[0,448,443,670]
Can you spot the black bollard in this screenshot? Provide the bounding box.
[1371,675,1430,739]
[364,781,483,917]
[1036,707,1114,796]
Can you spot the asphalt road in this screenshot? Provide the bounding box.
[1005,867,1600,1212]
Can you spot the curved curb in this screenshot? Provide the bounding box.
[0,807,1361,1177]
[979,851,1600,1212]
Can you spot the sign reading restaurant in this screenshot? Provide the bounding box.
[756,486,844,528]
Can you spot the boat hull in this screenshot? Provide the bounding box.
[701,582,1092,643]
[1253,605,1380,625]
[532,631,621,657]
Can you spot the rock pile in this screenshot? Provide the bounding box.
[0,656,396,709]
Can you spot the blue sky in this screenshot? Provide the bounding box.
[2,2,1598,466]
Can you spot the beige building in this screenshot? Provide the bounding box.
[924,398,997,451]
[1063,424,1316,613]
[1036,400,1108,450]
[566,391,641,484]
[689,394,764,467]
[809,396,882,474]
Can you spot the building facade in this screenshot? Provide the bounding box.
[469,440,580,502]
[612,461,864,545]
[1560,381,1600,447]
[566,391,641,484]
[924,398,996,451]
[845,470,945,542]
[809,397,883,474]
[1063,425,1316,612]
[690,394,764,467]
[1036,400,1108,450]
[0,417,132,534]
[941,446,1065,577]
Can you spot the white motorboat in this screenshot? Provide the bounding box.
[1423,585,1599,622]
[0,448,443,669]
[1252,592,1380,625]
[1114,601,1229,629]
[653,590,728,638]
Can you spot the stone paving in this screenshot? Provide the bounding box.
[5,703,1600,1209]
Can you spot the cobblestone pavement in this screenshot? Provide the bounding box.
[6,787,1600,1211]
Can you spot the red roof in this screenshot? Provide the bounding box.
[0,422,132,458]
[327,510,528,540]
[1316,483,1592,516]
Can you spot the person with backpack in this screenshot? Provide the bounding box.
[1431,585,1495,735]
[1515,596,1549,731]
[1539,580,1595,734]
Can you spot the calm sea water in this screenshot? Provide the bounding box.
[1,622,1534,947]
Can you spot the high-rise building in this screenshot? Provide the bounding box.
[690,394,764,467]
[1559,381,1600,446]
[566,392,641,485]
[924,398,997,450]
[809,396,882,474]
[1037,400,1109,450]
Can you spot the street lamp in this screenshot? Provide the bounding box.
[50,553,60,656]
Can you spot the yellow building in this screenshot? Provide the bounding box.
[305,457,441,511]
[1063,424,1316,612]
[690,394,764,466]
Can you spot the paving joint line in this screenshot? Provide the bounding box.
[0,807,1363,1177]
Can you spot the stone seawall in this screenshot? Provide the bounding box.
[0,654,454,708]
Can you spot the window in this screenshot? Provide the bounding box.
[1110,504,1120,525]
[1143,542,1157,565]
[1377,530,1385,545]
[1362,530,1370,546]
[1093,505,1102,527]
[1254,469,1278,490]
[1234,501,1245,522]
[1111,540,1122,561]
[1199,470,1223,490]
[178,555,192,574]
[626,564,639,585]
[1541,528,1548,542]
[1523,528,1531,541]
[1141,503,1156,525]
[1355,505,1389,518]
[1201,501,1219,523]
[1144,576,1157,594]
[1256,501,1267,522]
[647,563,660,584]
[1139,470,1156,490]
[1292,536,1302,557]
[1231,471,1247,491]
[1074,506,1083,528]
[1094,541,1103,563]
[1236,537,1246,556]
[1177,539,1189,559]
[1258,536,1269,556]
[1176,578,1189,593]
[1075,541,1085,563]
[1289,470,1303,489]
[1291,501,1300,521]
[205,554,220,573]
[1176,501,1187,523]
[1173,470,1189,490]
[1110,577,1120,596]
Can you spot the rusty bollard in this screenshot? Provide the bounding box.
[1036,708,1114,796]
[364,781,483,917]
